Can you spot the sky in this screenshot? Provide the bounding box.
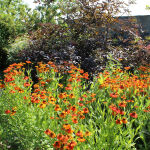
[23,0,150,16]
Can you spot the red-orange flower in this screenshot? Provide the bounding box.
[63,124,71,130]
[77,137,86,142]
[26,61,31,64]
[57,134,64,141]
[83,108,89,114]
[76,131,83,137]
[130,112,138,118]
[122,117,128,124]
[72,117,78,124]
[53,141,61,149]
[84,131,91,136]
[116,119,122,125]
[55,104,61,111]
[110,93,118,98]
[5,110,11,114]
[118,101,127,108]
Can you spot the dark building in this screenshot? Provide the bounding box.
[118,15,150,38]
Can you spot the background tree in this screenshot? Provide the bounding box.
[0,0,41,70]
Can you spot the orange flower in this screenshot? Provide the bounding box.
[23,82,31,87]
[84,131,91,136]
[76,131,83,137]
[39,103,46,108]
[44,129,51,135]
[5,110,11,114]
[122,117,128,124]
[91,93,96,97]
[116,119,122,125]
[57,134,64,141]
[72,117,78,124]
[70,141,77,146]
[83,108,89,114]
[126,100,134,103]
[110,93,118,98]
[34,84,39,89]
[49,131,56,138]
[77,137,86,142]
[59,93,67,99]
[66,128,73,134]
[58,83,63,88]
[63,124,71,130]
[40,94,47,99]
[79,114,85,119]
[130,112,138,118]
[124,67,131,70]
[26,61,31,64]
[9,90,15,93]
[55,104,61,111]
[53,141,61,149]
[69,93,75,99]
[44,129,56,138]
[10,110,16,116]
[59,111,67,118]
[118,101,127,108]
[71,106,77,112]
[18,88,24,93]
[65,86,72,90]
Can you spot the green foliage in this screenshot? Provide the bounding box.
[0,0,41,70]
[6,35,30,64]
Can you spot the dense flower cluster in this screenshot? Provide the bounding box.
[0,61,149,149]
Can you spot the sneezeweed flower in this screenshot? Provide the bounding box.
[44,129,51,135]
[33,84,39,89]
[72,117,78,124]
[23,82,31,87]
[84,131,91,136]
[83,108,89,114]
[55,104,61,111]
[39,103,46,108]
[116,119,122,125]
[66,141,77,150]
[18,88,24,93]
[69,93,75,99]
[9,90,15,93]
[71,106,77,112]
[26,60,31,64]
[76,131,83,137]
[59,93,67,99]
[91,93,96,97]
[119,101,127,108]
[59,111,67,118]
[63,124,71,130]
[77,137,86,142]
[58,83,63,88]
[49,131,56,138]
[10,110,16,116]
[44,129,56,138]
[78,102,84,106]
[124,66,131,70]
[130,112,138,118]
[53,141,61,149]
[66,128,73,134]
[79,98,84,103]
[57,133,64,141]
[5,110,11,114]
[65,86,72,90]
[122,117,128,124]
[126,100,134,103]
[110,93,118,98]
